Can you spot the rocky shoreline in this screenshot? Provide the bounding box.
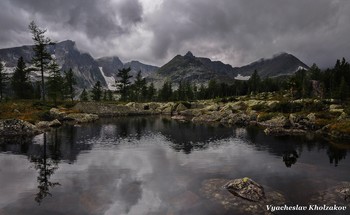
[0,108,99,137]
[1,97,350,140]
[73,98,350,140]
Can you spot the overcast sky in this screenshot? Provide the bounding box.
[0,0,349,68]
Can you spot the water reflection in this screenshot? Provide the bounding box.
[0,117,349,215]
[30,132,61,203]
[282,150,299,168]
[327,145,347,167]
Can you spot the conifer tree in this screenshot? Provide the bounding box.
[248,70,261,94]
[103,90,107,101]
[0,61,9,101]
[47,60,64,105]
[147,83,156,101]
[91,81,102,101]
[133,71,146,102]
[116,67,132,101]
[80,89,89,101]
[107,90,113,101]
[29,21,53,102]
[11,56,33,99]
[159,80,172,101]
[64,68,76,101]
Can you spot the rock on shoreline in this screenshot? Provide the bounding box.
[0,119,42,137]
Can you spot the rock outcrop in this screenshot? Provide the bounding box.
[224,177,265,202]
[200,178,287,214]
[0,119,41,137]
[310,182,350,207]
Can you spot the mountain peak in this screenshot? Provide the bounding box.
[184,51,195,58]
[58,40,75,46]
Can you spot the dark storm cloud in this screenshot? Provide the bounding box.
[148,0,349,67]
[9,0,143,38]
[0,0,349,67]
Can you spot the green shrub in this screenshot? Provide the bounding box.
[37,111,54,121]
[251,104,269,112]
[271,101,303,113]
[303,101,327,112]
[257,112,277,122]
[64,102,77,108]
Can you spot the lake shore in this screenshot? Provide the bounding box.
[1,95,350,140]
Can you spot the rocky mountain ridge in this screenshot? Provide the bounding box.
[0,40,309,90]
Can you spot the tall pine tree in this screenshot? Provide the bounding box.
[133,71,146,102]
[29,21,53,102]
[116,67,132,101]
[147,83,156,101]
[47,60,64,105]
[11,56,33,99]
[0,61,9,101]
[80,88,89,101]
[91,81,102,101]
[63,68,76,101]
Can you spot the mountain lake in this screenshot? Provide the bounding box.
[0,116,349,215]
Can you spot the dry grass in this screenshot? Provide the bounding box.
[329,121,350,134]
[0,100,78,123]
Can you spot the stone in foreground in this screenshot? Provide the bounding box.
[200,178,287,214]
[310,182,350,206]
[224,177,265,202]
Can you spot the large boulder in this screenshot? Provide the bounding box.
[310,182,350,207]
[259,115,289,128]
[175,103,188,112]
[227,113,250,125]
[65,113,99,123]
[330,104,343,113]
[224,177,265,202]
[36,119,62,129]
[50,108,67,120]
[0,119,41,137]
[204,104,220,112]
[200,178,287,214]
[192,112,222,123]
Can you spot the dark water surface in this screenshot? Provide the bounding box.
[0,116,349,215]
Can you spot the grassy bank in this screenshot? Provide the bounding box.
[0,100,78,123]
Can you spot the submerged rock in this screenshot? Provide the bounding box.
[224,177,265,202]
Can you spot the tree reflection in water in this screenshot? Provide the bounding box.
[30,132,60,204]
[327,145,347,167]
[282,150,299,167]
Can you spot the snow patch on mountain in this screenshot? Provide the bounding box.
[99,67,116,90]
[296,66,308,71]
[235,74,250,80]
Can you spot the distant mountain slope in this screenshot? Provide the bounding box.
[96,58,159,90]
[150,51,309,86]
[150,51,237,86]
[235,52,309,78]
[0,40,159,90]
[0,40,107,89]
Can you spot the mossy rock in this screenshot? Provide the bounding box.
[224,177,265,202]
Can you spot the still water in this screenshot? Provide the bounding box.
[0,116,349,215]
